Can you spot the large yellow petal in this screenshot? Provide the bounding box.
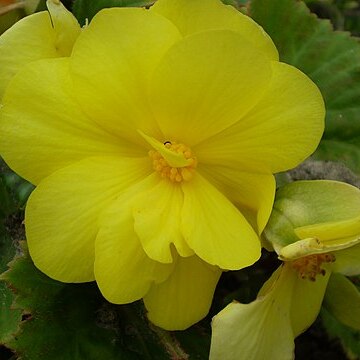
[149,30,272,146]
[95,175,174,304]
[199,165,275,234]
[26,156,150,283]
[70,8,181,145]
[0,58,142,185]
[144,256,221,330]
[289,263,330,336]
[132,178,193,263]
[0,2,80,99]
[181,174,261,270]
[210,265,295,360]
[195,61,324,173]
[151,0,278,60]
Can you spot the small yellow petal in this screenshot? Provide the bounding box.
[95,174,175,303]
[181,174,261,270]
[133,178,193,263]
[199,165,275,234]
[289,263,330,336]
[144,256,221,330]
[46,0,81,56]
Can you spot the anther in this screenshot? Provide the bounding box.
[149,140,197,183]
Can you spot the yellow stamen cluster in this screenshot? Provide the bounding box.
[291,253,336,281]
[149,141,197,182]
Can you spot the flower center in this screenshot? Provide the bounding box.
[149,141,197,182]
[291,253,336,281]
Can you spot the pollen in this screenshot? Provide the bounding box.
[149,141,197,182]
[291,253,336,282]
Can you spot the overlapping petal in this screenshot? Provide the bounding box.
[195,62,324,173]
[132,179,193,263]
[70,8,181,144]
[181,173,261,270]
[149,30,272,146]
[0,58,142,185]
[199,165,275,233]
[26,156,151,283]
[95,175,175,304]
[151,0,278,60]
[144,256,221,330]
[210,266,295,360]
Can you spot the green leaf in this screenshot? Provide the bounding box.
[72,0,155,25]
[321,307,360,359]
[0,232,21,345]
[250,0,360,174]
[1,244,209,359]
[0,170,22,345]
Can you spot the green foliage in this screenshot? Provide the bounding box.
[251,0,360,174]
[72,0,155,25]
[0,243,211,359]
[0,176,22,345]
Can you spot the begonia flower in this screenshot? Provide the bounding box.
[0,0,324,330]
[210,181,360,359]
[0,0,80,99]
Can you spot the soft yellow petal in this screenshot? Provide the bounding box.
[70,8,181,145]
[196,62,324,173]
[295,215,360,243]
[199,165,275,234]
[151,0,278,60]
[26,156,150,283]
[149,30,272,146]
[323,273,360,330]
[133,178,193,263]
[332,243,360,276]
[181,173,261,270]
[289,263,330,336]
[265,180,360,249]
[95,174,174,304]
[0,12,56,98]
[46,0,81,56]
[144,256,221,330]
[0,58,142,185]
[279,237,360,261]
[210,265,295,360]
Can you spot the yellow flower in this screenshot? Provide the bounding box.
[0,0,324,330]
[210,181,360,360]
[0,0,80,99]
